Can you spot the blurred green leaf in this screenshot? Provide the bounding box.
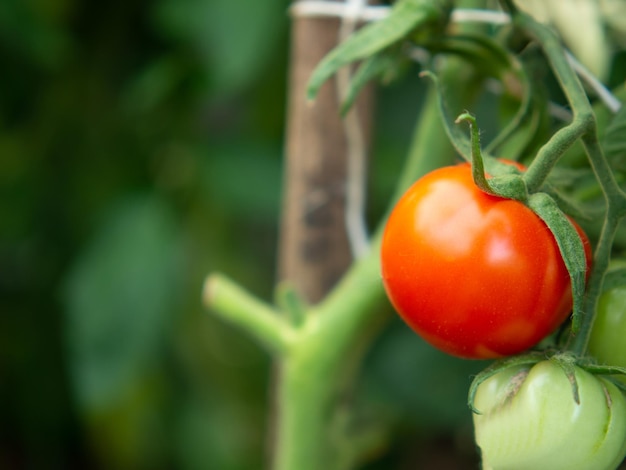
[152,0,288,96]
[341,48,406,115]
[307,0,450,100]
[63,194,182,409]
[0,0,72,68]
[203,141,282,221]
[176,394,264,470]
[122,56,187,115]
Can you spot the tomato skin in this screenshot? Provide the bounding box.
[380,163,591,359]
[473,361,626,470]
[588,266,626,372]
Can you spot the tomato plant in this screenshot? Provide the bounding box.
[202,0,626,467]
[472,360,626,470]
[381,162,591,359]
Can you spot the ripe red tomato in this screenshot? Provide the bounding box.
[380,162,591,359]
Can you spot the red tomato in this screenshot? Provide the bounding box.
[380,162,591,359]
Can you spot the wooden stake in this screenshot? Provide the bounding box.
[279,12,373,303]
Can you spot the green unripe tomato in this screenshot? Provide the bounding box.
[588,270,626,372]
[473,360,626,470]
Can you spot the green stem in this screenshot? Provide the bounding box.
[273,249,386,470]
[582,132,626,212]
[569,210,620,355]
[523,117,592,193]
[206,4,488,468]
[203,274,292,354]
[271,17,494,465]
[272,74,464,469]
[510,14,593,192]
[567,133,626,355]
[456,112,493,193]
[206,70,471,470]
[508,7,626,355]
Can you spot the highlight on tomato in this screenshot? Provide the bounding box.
[380,162,591,359]
[472,360,626,470]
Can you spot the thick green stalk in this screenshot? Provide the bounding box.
[271,5,494,466]
[205,70,475,469]
[273,250,385,470]
[206,2,492,467]
[271,77,462,469]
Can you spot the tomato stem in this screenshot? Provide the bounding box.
[203,53,472,469]
[455,112,492,194]
[202,274,292,354]
[506,4,626,356]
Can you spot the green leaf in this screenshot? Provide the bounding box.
[487,45,555,161]
[307,0,451,100]
[424,33,513,79]
[340,48,404,115]
[421,71,472,161]
[63,195,182,409]
[0,0,71,68]
[203,141,282,220]
[153,0,287,96]
[490,96,545,162]
[527,192,587,332]
[420,32,536,161]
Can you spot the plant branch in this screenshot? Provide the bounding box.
[203,274,292,354]
[568,208,620,355]
[507,5,626,355]
[523,117,593,193]
[337,0,371,259]
[567,132,626,354]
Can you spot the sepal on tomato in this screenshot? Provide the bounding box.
[579,360,626,390]
[472,359,626,470]
[528,192,589,332]
[468,351,545,414]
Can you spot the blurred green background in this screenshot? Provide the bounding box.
[0,0,498,468]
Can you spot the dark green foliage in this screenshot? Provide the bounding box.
[3,0,625,468]
[0,0,287,468]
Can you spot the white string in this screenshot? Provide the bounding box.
[289,1,388,21]
[565,51,622,114]
[450,8,510,25]
[336,0,371,259]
